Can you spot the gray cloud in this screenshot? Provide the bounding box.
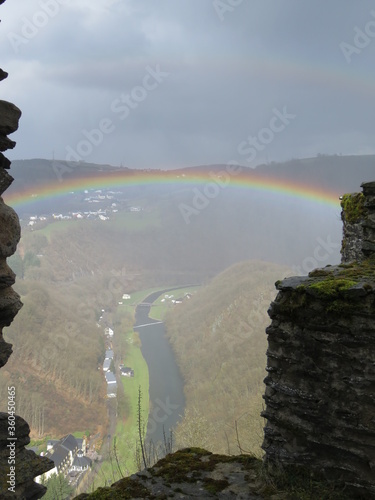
[1,0,375,168]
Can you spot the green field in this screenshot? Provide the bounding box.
[30,206,161,244]
[94,330,149,487]
[116,287,168,318]
[148,286,199,321]
[91,288,159,489]
[31,219,84,241]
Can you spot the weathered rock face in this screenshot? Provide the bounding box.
[262,182,375,497]
[341,181,375,263]
[0,2,54,497]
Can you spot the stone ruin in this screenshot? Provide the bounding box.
[0,2,54,497]
[262,182,375,497]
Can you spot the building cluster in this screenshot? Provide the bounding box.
[23,187,144,229]
[37,434,91,486]
[103,346,117,398]
[101,325,135,397]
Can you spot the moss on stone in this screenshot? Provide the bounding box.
[341,192,366,223]
[308,278,357,298]
[203,477,230,493]
[75,477,154,499]
[308,268,332,278]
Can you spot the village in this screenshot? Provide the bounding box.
[21,188,143,229]
[33,299,136,491]
[101,324,135,400]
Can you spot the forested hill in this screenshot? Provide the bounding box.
[164,260,290,456]
[6,153,375,195]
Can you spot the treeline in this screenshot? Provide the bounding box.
[164,260,291,456]
[0,277,107,437]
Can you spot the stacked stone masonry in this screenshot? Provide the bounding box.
[0,2,54,498]
[262,182,375,497]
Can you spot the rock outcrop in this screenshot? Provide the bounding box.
[0,2,54,497]
[340,182,375,263]
[262,182,375,497]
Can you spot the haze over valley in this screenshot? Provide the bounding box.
[1,0,375,496]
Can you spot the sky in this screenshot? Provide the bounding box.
[1,0,375,170]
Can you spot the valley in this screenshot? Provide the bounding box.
[0,155,365,495]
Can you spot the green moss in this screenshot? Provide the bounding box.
[151,448,260,485]
[337,259,375,280]
[75,449,358,499]
[308,268,332,278]
[75,478,154,499]
[341,192,366,223]
[308,278,357,298]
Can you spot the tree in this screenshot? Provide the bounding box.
[42,473,73,500]
[23,251,41,270]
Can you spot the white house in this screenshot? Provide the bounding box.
[103,359,111,372]
[105,349,114,360]
[105,327,114,337]
[69,449,92,472]
[107,385,117,398]
[105,372,116,385]
[37,434,79,482]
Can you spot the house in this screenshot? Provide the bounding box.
[60,434,79,460]
[70,449,92,472]
[103,358,111,372]
[105,372,116,385]
[105,349,114,360]
[105,327,114,337]
[46,440,59,451]
[44,444,71,478]
[36,434,88,483]
[107,385,117,398]
[120,367,134,378]
[40,434,79,480]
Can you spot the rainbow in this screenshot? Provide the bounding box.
[3,166,341,212]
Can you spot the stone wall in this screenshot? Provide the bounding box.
[0,3,54,497]
[262,182,375,497]
[341,181,375,263]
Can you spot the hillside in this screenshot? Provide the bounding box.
[6,154,375,198]
[164,260,291,455]
[0,277,107,438]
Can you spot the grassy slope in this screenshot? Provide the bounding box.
[148,287,199,321]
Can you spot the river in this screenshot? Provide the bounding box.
[133,288,190,449]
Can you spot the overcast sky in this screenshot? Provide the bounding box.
[1,0,374,169]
